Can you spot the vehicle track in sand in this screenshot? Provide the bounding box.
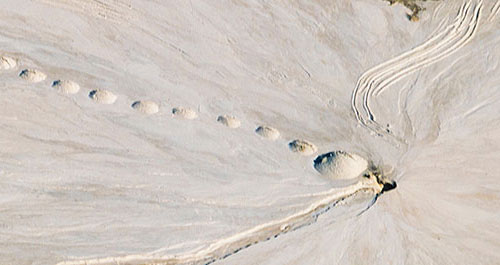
[351,1,484,145]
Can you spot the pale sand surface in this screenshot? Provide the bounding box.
[0,1,499,264]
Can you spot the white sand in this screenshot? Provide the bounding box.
[1,1,499,265]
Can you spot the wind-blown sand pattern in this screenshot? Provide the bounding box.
[1,0,499,264]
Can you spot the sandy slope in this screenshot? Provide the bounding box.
[0,0,499,264]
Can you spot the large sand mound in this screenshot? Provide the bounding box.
[313,151,369,180]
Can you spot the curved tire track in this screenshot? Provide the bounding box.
[351,1,483,142]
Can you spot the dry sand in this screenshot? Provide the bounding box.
[0,0,499,264]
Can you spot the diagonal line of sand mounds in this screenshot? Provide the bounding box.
[89,89,117,104]
[0,55,17,70]
[351,1,483,141]
[19,68,47,83]
[52,80,80,94]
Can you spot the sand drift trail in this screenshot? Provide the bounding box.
[351,1,483,143]
[59,175,386,265]
[58,1,488,265]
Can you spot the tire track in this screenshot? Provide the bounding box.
[488,0,500,21]
[351,1,483,143]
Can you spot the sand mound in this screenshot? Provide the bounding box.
[19,69,47,83]
[0,56,16,70]
[255,126,280,140]
[313,151,368,180]
[52,80,80,94]
[172,107,197,119]
[217,115,241,128]
[131,100,159,114]
[89,89,117,104]
[288,139,317,156]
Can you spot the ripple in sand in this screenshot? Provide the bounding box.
[288,139,317,156]
[52,80,80,94]
[313,151,368,180]
[131,100,159,114]
[255,125,280,140]
[19,69,46,83]
[172,107,197,119]
[217,115,241,128]
[89,89,117,104]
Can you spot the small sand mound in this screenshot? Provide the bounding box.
[89,89,117,104]
[313,151,368,180]
[52,80,80,94]
[0,56,16,70]
[131,100,159,114]
[19,69,47,83]
[255,126,280,140]
[172,107,197,119]
[217,115,241,128]
[288,139,317,156]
